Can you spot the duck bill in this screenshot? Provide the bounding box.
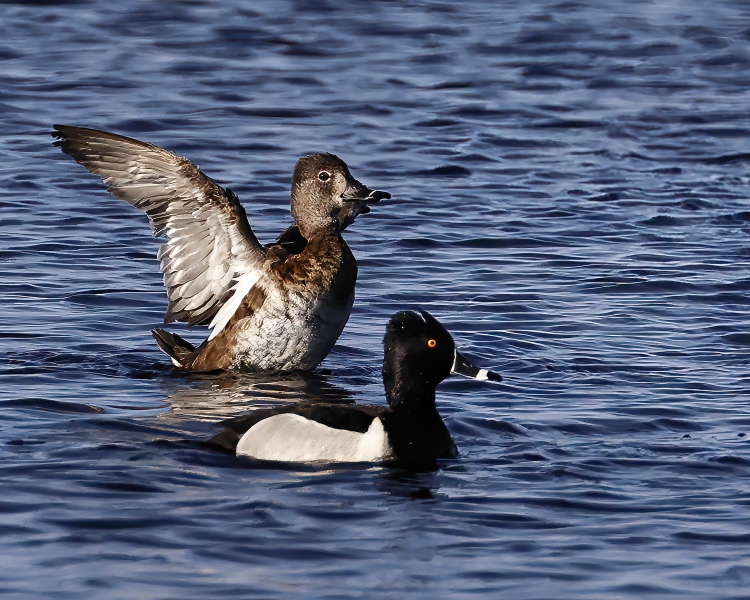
[451,349,502,382]
[339,180,391,229]
[341,179,391,204]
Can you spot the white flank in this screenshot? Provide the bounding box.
[236,414,393,463]
[207,270,261,341]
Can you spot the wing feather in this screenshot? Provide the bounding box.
[52,125,266,328]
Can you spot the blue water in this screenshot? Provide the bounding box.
[2,0,750,597]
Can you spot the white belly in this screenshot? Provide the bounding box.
[236,413,393,463]
[232,287,353,371]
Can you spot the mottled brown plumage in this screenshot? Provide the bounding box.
[187,227,356,371]
[52,125,389,372]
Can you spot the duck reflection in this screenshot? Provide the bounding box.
[156,369,357,423]
[375,466,447,500]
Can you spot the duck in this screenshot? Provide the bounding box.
[51,125,390,372]
[209,309,502,464]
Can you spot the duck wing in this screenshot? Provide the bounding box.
[52,125,266,332]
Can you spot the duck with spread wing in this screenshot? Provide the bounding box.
[52,125,390,372]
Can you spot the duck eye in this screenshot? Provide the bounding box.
[318,171,331,182]
[427,339,437,348]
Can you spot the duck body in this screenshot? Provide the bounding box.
[209,310,502,465]
[51,125,389,372]
[212,400,457,463]
[216,405,395,462]
[186,226,357,371]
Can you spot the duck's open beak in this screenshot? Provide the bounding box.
[341,179,390,205]
[451,349,502,382]
[339,180,391,229]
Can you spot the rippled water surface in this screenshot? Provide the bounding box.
[3,0,750,597]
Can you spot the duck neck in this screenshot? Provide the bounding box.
[291,190,342,239]
[384,372,439,417]
[382,372,456,463]
[294,214,341,240]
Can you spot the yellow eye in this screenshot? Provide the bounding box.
[427,339,437,348]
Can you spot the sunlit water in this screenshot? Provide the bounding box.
[2,0,750,597]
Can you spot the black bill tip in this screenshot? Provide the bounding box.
[365,190,390,203]
[484,370,503,383]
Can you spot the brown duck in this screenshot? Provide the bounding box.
[52,125,390,372]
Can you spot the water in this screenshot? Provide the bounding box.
[2,0,750,597]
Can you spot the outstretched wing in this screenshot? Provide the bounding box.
[52,125,266,331]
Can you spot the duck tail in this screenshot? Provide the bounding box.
[151,328,196,368]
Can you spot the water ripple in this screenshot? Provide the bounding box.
[2,0,750,597]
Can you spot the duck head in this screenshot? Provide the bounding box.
[382,309,501,409]
[290,153,390,238]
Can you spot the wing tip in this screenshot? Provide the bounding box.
[51,124,93,153]
[51,123,84,141]
[51,124,69,146]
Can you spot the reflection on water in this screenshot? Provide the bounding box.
[160,370,357,422]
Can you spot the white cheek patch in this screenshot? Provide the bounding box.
[236,413,393,463]
[475,369,489,381]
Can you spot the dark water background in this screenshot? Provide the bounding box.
[2,0,750,597]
